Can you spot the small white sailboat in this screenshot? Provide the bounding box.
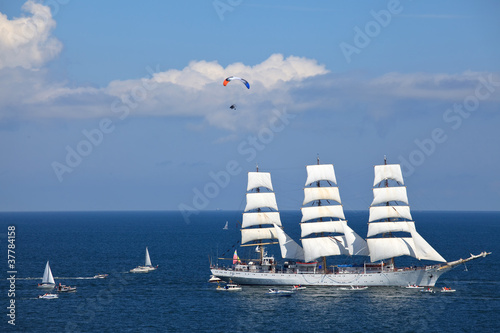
[37,261,56,289]
[223,221,229,230]
[130,247,158,273]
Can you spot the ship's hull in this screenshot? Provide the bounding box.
[211,266,450,287]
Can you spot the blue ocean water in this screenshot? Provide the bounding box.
[1,210,499,332]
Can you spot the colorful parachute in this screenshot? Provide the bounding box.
[223,76,250,89]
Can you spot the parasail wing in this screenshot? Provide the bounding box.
[223,76,250,89]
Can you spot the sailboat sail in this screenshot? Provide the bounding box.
[366,160,446,263]
[145,247,152,267]
[42,261,55,285]
[300,160,368,263]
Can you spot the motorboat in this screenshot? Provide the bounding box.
[441,287,456,293]
[406,284,423,289]
[292,285,306,291]
[94,274,108,279]
[57,283,76,292]
[267,288,294,296]
[216,283,242,291]
[420,287,435,293]
[38,293,58,299]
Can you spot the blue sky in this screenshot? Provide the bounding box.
[0,0,499,214]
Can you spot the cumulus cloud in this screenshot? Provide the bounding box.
[1,53,499,133]
[0,1,62,70]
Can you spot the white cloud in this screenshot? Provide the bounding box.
[0,1,62,70]
[1,55,499,133]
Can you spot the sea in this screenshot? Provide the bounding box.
[1,210,499,333]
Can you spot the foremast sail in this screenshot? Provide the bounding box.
[241,167,304,262]
[366,157,446,263]
[300,158,368,265]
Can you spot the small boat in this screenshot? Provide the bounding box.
[292,285,306,291]
[441,287,456,293]
[216,282,242,291]
[420,287,435,293]
[130,247,158,273]
[267,288,294,296]
[57,283,76,292]
[38,293,58,299]
[93,274,108,279]
[405,284,423,289]
[223,221,228,230]
[37,261,56,289]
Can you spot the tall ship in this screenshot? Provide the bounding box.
[210,158,490,286]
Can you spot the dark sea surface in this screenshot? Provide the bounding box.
[1,210,499,332]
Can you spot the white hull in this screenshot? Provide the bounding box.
[37,283,55,289]
[211,266,450,287]
[130,266,157,273]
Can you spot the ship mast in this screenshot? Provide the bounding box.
[300,157,368,266]
[240,165,280,264]
[366,157,446,264]
[315,157,328,273]
[383,156,395,269]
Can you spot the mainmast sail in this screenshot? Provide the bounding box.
[366,159,446,263]
[241,168,304,261]
[300,159,368,263]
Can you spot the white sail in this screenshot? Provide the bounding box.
[242,212,282,228]
[42,261,55,285]
[409,228,446,262]
[145,247,152,267]
[273,224,305,260]
[373,164,404,186]
[367,237,416,262]
[302,236,349,262]
[367,221,415,238]
[343,224,370,256]
[301,205,345,222]
[241,227,278,244]
[303,187,341,205]
[247,172,273,192]
[305,164,337,185]
[367,161,445,263]
[300,220,345,238]
[371,187,409,206]
[368,205,412,222]
[244,192,278,212]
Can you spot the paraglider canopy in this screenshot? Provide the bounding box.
[223,76,250,89]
